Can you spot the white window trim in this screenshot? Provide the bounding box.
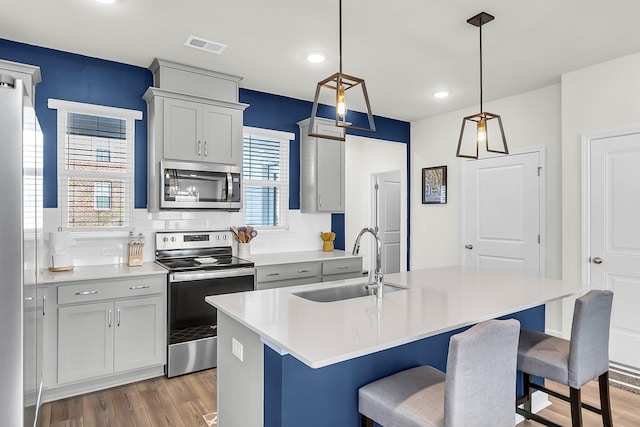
[49,98,141,232]
[48,99,142,121]
[243,126,294,230]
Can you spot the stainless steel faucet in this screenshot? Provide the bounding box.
[352,227,384,298]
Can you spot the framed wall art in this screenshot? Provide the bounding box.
[422,166,447,204]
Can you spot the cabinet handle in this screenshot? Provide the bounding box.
[24,296,34,301]
[42,294,46,317]
[75,290,98,296]
[130,285,150,290]
[198,140,202,156]
[266,273,280,277]
[337,266,349,270]
[319,194,322,207]
[204,141,208,157]
[117,308,121,327]
[108,309,112,328]
[297,270,310,273]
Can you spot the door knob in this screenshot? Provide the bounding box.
[465,244,473,250]
[591,256,603,264]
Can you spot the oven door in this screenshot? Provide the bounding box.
[167,268,254,377]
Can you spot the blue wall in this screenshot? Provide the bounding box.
[0,38,152,209]
[0,38,410,247]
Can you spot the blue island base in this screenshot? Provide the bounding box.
[264,306,544,427]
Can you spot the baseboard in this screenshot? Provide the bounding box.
[545,328,563,338]
[41,365,165,403]
[609,364,640,394]
[515,390,550,425]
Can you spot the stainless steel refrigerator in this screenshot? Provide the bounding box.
[0,60,43,427]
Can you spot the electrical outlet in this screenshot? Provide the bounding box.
[232,338,243,362]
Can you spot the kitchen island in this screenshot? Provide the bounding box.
[206,266,584,427]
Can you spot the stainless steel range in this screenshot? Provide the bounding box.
[155,230,255,377]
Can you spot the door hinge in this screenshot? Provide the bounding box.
[374,183,379,190]
[537,167,542,177]
[538,234,540,244]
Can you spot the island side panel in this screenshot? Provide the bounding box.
[218,312,264,427]
[264,305,544,427]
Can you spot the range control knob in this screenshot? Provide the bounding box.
[162,237,168,243]
[171,237,176,242]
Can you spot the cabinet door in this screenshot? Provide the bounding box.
[202,104,241,165]
[316,137,345,212]
[163,98,202,161]
[58,302,114,384]
[114,296,164,373]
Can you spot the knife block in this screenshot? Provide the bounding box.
[127,243,144,266]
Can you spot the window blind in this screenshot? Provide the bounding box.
[23,107,43,235]
[242,130,291,228]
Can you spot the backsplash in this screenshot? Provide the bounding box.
[42,208,331,268]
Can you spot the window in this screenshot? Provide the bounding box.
[49,99,142,230]
[242,127,294,228]
[94,182,112,210]
[96,148,111,163]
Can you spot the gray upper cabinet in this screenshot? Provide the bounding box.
[146,90,246,166]
[162,96,242,165]
[298,118,346,213]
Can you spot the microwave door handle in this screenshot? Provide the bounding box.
[227,172,233,202]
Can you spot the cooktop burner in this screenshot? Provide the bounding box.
[155,230,254,272]
[156,255,253,272]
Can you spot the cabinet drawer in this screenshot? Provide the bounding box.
[255,275,321,291]
[256,262,320,284]
[58,276,165,305]
[322,258,362,276]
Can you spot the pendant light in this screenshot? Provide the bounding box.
[308,0,376,141]
[456,11,508,159]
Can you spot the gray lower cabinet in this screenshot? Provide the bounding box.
[321,258,364,282]
[256,262,321,290]
[55,276,165,386]
[255,257,363,290]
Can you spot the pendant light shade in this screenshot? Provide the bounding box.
[456,12,508,159]
[308,0,376,141]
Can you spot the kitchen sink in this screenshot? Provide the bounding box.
[293,282,407,303]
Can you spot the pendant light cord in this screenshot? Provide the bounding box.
[339,0,343,75]
[479,23,483,114]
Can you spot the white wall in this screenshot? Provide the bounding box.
[43,208,331,267]
[345,135,408,273]
[561,51,640,333]
[411,85,564,332]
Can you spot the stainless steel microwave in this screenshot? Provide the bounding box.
[159,161,242,210]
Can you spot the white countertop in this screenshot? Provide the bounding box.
[37,262,168,284]
[206,266,584,369]
[247,250,360,267]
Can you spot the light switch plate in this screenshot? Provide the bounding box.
[232,337,244,362]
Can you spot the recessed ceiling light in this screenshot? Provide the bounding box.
[95,0,115,4]
[307,53,326,64]
[433,91,449,99]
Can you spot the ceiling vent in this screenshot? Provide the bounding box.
[184,36,227,55]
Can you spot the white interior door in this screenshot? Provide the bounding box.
[589,131,640,370]
[374,171,401,274]
[464,152,541,276]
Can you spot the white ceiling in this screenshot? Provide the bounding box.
[2,0,640,122]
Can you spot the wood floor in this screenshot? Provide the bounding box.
[41,369,217,427]
[519,379,640,426]
[41,369,640,426]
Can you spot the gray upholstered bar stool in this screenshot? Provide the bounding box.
[516,289,614,427]
[358,319,520,427]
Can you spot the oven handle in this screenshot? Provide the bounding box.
[170,268,255,283]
